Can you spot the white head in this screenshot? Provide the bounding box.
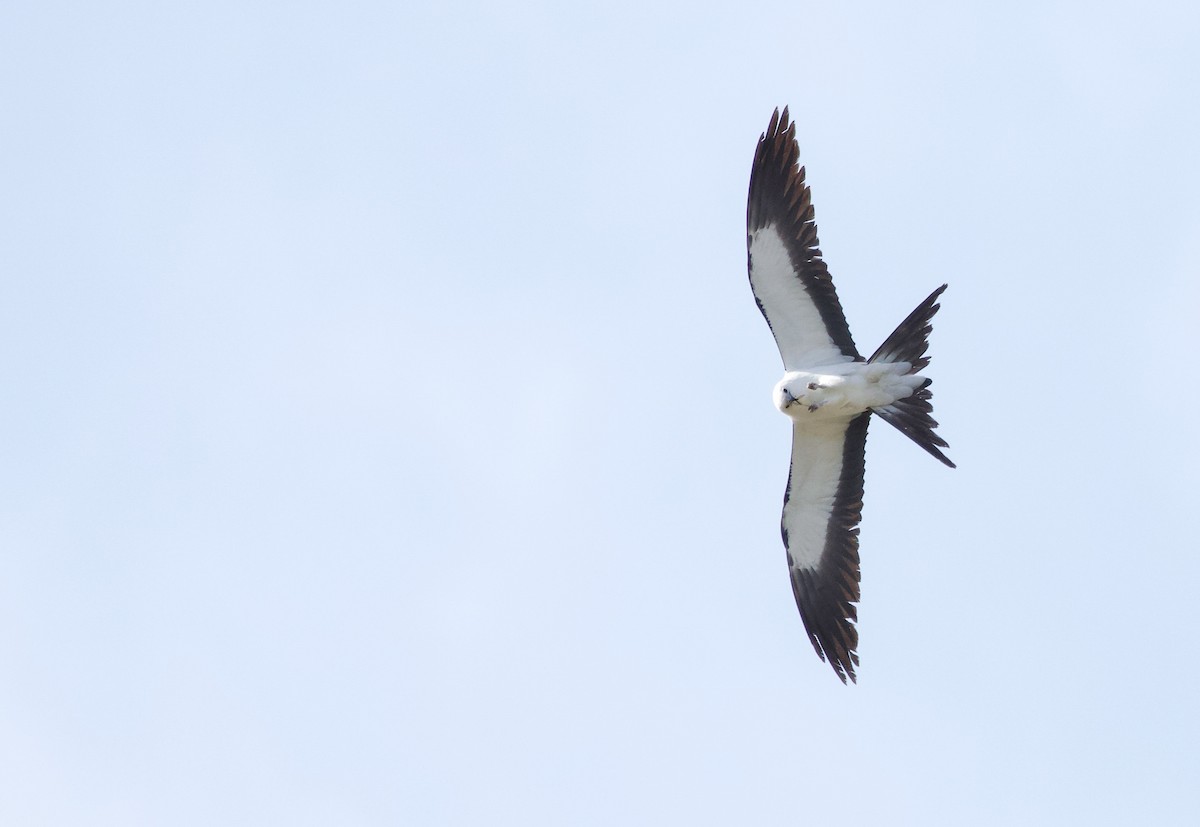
[774,374,838,416]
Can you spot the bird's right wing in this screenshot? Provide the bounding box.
[747,108,861,370]
[783,413,870,684]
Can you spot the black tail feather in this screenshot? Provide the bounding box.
[868,284,946,369]
[868,286,955,468]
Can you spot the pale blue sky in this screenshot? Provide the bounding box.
[2,1,1199,824]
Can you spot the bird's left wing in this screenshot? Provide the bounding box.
[747,108,860,369]
[783,413,870,684]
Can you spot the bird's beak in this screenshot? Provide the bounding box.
[781,388,795,407]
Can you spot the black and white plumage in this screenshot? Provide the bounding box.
[746,108,954,683]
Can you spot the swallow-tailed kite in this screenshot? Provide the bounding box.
[747,108,955,683]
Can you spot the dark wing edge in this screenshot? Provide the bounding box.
[747,107,860,361]
[787,413,870,684]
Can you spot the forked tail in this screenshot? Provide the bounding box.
[868,285,955,468]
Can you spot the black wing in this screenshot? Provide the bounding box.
[747,107,860,369]
[783,413,870,684]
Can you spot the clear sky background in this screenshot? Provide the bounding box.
[3,1,1199,824]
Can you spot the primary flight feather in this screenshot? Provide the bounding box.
[746,107,955,683]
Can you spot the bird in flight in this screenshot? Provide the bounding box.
[746,107,955,683]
